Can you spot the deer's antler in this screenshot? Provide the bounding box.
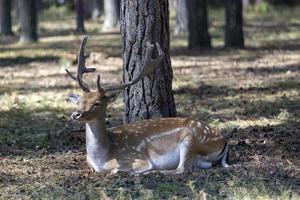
[100,42,164,93]
[66,37,164,93]
[65,36,96,92]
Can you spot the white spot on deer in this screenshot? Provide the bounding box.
[197,122,202,127]
[201,135,207,143]
[137,140,146,152]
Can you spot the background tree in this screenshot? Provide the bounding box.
[18,0,38,42]
[0,0,13,35]
[187,0,211,49]
[174,0,188,35]
[103,0,120,31]
[225,0,244,48]
[83,0,104,20]
[121,0,176,123]
[76,0,85,33]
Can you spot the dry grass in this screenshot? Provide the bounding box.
[0,5,300,200]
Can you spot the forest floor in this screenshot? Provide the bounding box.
[0,5,300,200]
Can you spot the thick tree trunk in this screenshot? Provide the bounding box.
[187,0,211,49]
[225,0,244,48]
[103,0,120,31]
[0,0,12,35]
[174,0,187,35]
[121,0,176,123]
[76,0,85,33]
[18,0,38,43]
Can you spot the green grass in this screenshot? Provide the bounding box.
[0,5,300,200]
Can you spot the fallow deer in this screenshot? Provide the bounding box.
[66,37,229,175]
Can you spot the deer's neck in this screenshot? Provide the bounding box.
[85,116,110,172]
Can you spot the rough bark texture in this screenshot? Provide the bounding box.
[225,0,244,48]
[187,0,211,49]
[121,0,176,123]
[0,0,12,35]
[18,0,38,42]
[76,0,85,33]
[103,0,120,31]
[174,0,187,35]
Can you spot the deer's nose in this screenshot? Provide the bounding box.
[71,111,82,120]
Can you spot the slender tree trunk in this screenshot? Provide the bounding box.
[121,0,176,123]
[187,0,211,49]
[18,0,38,43]
[103,0,120,31]
[91,0,104,20]
[225,0,244,48]
[174,0,187,35]
[243,0,250,7]
[76,0,85,33]
[0,0,12,35]
[169,0,176,11]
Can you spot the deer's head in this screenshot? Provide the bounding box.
[66,37,164,122]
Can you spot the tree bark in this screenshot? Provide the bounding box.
[76,0,85,33]
[121,0,176,123]
[103,0,120,31]
[18,0,38,43]
[225,0,244,48]
[174,0,187,35]
[0,0,12,35]
[187,0,211,49]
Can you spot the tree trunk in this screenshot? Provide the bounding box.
[225,0,244,48]
[0,0,12,36]
[18,0,38,43]
[121,0,176,123]
[76,0,85,33]
[83,0,104,20]
[103,0,120,31]
[169,0,176,11]
[187,0,211,49]
[174,0,187,35]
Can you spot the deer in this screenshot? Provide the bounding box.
[66,37,229,175]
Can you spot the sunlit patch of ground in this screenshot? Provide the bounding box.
[0,5,300,200]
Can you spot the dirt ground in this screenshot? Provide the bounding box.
[0,5,299,200]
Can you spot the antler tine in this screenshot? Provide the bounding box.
[96,74,104,92]
[103,42,164,93]
[66,36,96,92]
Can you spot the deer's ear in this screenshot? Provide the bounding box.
[67,94,80,104]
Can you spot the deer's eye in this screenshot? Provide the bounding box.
[93,102,101,107]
